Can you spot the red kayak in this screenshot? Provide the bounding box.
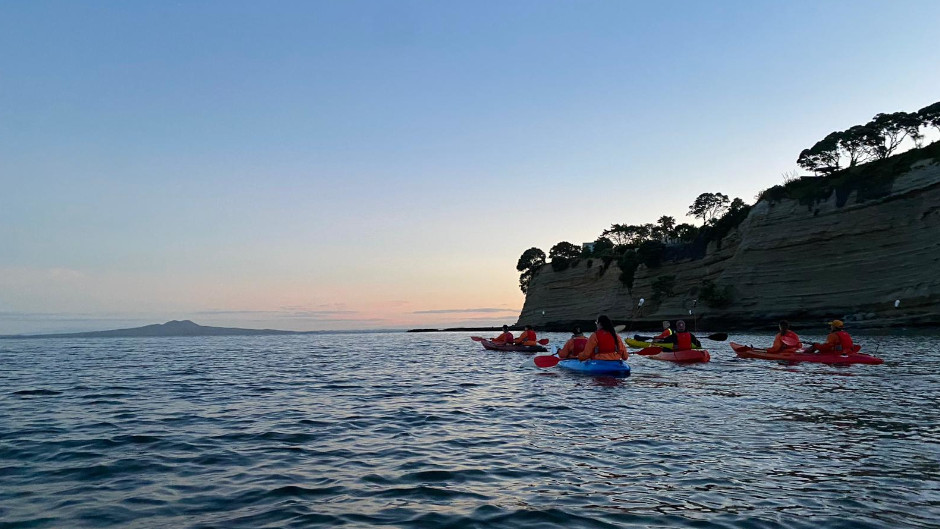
[480,339,547,353]
[643,349,710,363]
[730,342,883,365]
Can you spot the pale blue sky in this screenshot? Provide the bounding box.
[2,1,938,333]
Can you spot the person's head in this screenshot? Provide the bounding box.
[595,315,615,333]
[662,320,671,330]
[502,325,509,332]
[676,320,687,332]
[525,324,533,331]
[828,319,844,331]
[572,326,583,336]
[778,320,790,333]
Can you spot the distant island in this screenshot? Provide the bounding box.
[1,320,312,339]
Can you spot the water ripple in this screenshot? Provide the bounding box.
[0,333,937,528]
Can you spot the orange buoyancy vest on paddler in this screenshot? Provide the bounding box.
[676,332,693,351]
[834,330,853,351]
[519,329,537,344]
[571,336,588,354]
[654,328,674,340]
[595,330,618,354]
[495,332,513,343]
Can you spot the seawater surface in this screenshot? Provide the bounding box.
[1,332,938,528]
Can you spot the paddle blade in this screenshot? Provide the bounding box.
[634,334,653,341]
[470,336,484,342]
[537,338,550,345]
[707,333,728,341]
[637,347,662,356]
[534,355,560,368]
[614,324,626,333]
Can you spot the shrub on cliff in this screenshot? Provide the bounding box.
[651,275,676,299]
[699,279,733,309]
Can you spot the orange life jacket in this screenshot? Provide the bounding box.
[571,336,588,354]
[524,329,537,342]
[495,332,513,343]
[595,330,619,354]
[835,330,853,352]
[676,332,693,351]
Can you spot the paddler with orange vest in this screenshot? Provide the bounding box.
[803,320,853,354]
[557,326,588,359]
[577,315,629,361]
[653,320,674,341]
[491,325,514,344]
[513,325,538,346]
[661,320,701,350]
[766,320,802,353]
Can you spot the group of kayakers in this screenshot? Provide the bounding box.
[491,317,856,358]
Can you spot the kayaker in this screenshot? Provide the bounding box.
[578,315,628,361]
[766,320,801,353]
[513,325,538,346]
[557,327,588,359]
[804,320,853,355]
[491,325,514,344]
[662,320,701,350]
[653,320,674,340]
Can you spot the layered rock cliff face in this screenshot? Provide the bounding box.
[517,154,940,330]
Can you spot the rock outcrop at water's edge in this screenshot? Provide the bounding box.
[517,154,940,331]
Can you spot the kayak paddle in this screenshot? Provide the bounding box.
[534,355,561,368]
[636,347,663,356]
[706,333,728,341]
[470,336,484,341]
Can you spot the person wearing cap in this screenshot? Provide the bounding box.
[803,320,853,354]
[661,320,701,351]
[557,326,589,359]
[513,325,538,346]
[766,320,802,353]
[652,320,673,341]
[491,325,514,344]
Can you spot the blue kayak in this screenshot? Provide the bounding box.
[557,359,631,376]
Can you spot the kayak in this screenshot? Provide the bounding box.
[626,337,703,351]
[643,349,710,363]
[558,359,631,376]
[730,342,883,365]
[480,339,547,353]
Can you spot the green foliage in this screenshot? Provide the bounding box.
[763,140,940,208]
[699,279,733,309]
[675,223,699,243]
[516,247,545,293]
[637,240,665,268]
[869,112,922,158]
[549,241,581,261]
[550,257,571,272]
[688,192,730,226]
[651,275,676,299]
[516,247,546,272]
[617,250,639,289]
[918,101,940,134]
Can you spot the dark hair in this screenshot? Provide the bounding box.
[572,326,582,335]
[778,320,790,332]
[525,325,533,330]
[502,325,509,331]
[596,314,621,352]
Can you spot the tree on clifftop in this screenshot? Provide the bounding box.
[919,101,940,136]
[688,192,730,226]
[549,241,581,260]
[868,112,922,158]
[516,247,546,294]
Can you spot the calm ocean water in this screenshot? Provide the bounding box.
[1,332,937,529]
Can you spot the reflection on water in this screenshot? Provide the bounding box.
[0,331,937,528]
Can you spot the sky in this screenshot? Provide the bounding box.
[2,1,939,334]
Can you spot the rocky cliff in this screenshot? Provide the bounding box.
[517,150,940,330]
